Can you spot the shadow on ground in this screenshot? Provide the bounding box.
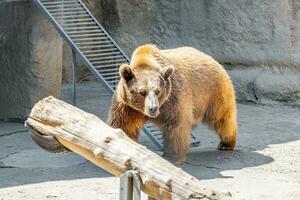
[183,148,273,180]
[182,101,300,180]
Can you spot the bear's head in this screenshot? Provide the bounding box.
[117,60,174,118]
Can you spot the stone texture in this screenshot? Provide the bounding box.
[62,43,90,83]
[2,149,86,168]
[228,67,300,105]
[0,1,62,120]
[99,0,300,67]
[254,69,300,104]
[85,0,300,105]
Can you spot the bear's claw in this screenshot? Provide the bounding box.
[217,141,235,151]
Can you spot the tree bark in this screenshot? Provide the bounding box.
[26,96,233,200]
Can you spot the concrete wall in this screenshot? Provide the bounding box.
[0,0,62,120]
[87,0,300,105]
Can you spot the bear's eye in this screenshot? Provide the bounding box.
[154,90,160,95]
[139,90,147,96]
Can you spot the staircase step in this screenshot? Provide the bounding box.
[48,7,84,13]
[83,48,118,54]
[67,30,104,35]
[86,52,120,57]
[79,44,116,49]
[43,1,77,5]
[91,59,126,65]
[63,22,96,26]
[95,63,124,69]
[55,14,88,19]
[89,55,124,61]
[76,40,112,45]
[63,18,92,22]
[73,37,108,42]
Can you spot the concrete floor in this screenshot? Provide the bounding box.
[0,81,299,200]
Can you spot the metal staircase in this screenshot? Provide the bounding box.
[33,0,200,151]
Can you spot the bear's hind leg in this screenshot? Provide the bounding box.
[214,112,237,151]
[205,102,237,151]
[204,85,237,151]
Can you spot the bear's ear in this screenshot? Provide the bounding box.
[160,66,174,80]
[119,64,134,82]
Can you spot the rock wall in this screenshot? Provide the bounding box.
[0,0,62,120]
[84,0,300,105]
[98,0,300,66]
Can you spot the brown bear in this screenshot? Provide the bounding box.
[108,44,237,163]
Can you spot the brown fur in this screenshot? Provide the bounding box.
[108,44,237,163]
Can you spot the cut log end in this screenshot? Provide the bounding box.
[26,122,70,153]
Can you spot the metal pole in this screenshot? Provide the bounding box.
[119,170,141,200]
[71,49,77,106]
[132,171,141,200]
[120,171,133,200]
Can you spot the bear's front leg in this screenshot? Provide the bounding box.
[107,99,145,141]
[162,122,192,164]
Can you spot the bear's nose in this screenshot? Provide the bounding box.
[149,106,158,115]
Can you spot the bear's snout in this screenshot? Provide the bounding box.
[148,106,158,117]
[144,91,160,117]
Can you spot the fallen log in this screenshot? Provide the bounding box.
[26,96,233,200]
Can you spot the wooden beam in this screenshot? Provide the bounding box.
[26,96,233,200]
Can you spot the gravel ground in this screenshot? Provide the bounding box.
[0,81,299,200]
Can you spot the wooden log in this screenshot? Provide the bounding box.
[26,96,233,200]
